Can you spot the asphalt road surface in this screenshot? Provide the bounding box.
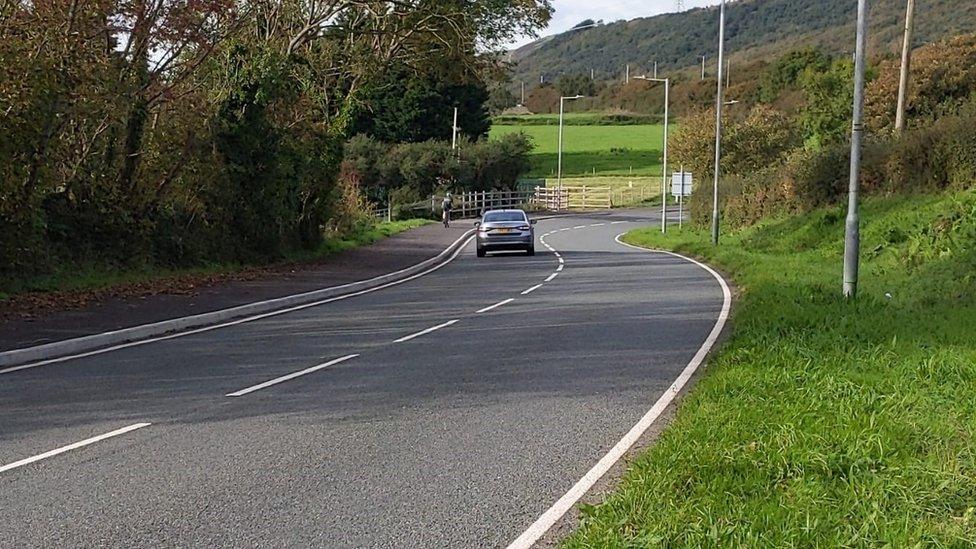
[0,210,726,548]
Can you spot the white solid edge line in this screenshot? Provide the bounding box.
[521,284,543,296]
[477,298,515,314]
[610,221,628,225]
[572,225,586,230]
[225,354,359,397]
[1,235,476,375]
[545,273,559,283]
[506,233,732,549]
[0,422,152,475]
[393,319,460,344]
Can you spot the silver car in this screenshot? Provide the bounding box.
[475,209,537,257]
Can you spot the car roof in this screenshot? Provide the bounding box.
[484,209,526,215]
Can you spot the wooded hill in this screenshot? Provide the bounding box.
[510,0,976,84]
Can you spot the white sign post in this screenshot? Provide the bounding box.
[671,171,693,228]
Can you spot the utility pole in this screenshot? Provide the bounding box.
[634,75,670,234]
[726,58,731,89]
[895,0,916,132]
[625,64,630,84]
[701,54,706,80]
[520,81,525,106]
[654,61,658,79]
[591,68,595,80]
[711,0,726,245]
[844,0,869,298]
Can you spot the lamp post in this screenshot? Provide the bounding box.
[844,0,869,298]
[557,95,585,211]
[634,75,670,233]
[711,0,726,246]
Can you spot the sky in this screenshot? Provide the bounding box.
[509,0,718,48]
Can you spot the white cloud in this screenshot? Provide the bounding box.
[509,0,718,48]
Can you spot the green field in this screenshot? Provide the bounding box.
[566,191,976,546]
[490,124,665,178]
[492,112,662,126]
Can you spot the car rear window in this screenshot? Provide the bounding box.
[484,211,526,222]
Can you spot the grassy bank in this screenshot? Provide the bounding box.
[566,192,976,546]
[0,219,430,301]
[490,124,664,178]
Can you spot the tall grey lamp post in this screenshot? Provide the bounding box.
[710,0,726,245]
[634,75,670,233]
[557,95,585,211]
[844,0,869,298]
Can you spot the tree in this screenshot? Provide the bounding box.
[556,73,596,97]
[758,48,831,103]
[0,0,553,278]
[350,64,490,143]
[799,59,857,149]
[487,85,518,114]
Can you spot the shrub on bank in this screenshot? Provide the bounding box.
[342,133,533,207]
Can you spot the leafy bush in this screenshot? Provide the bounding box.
[342,132,534,207]
[866,34,976,132]
[757,48,831,103]
[692,112,976,230]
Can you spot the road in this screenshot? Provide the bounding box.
[0,210,726,548]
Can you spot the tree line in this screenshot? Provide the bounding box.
[0,0,551,281]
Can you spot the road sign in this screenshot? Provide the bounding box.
[671,172,693,197]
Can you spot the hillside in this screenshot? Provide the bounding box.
[510,0,976,83]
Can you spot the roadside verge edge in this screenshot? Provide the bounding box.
[0,230,476,370]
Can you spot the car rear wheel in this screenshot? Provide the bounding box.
[477,246,486,258]
[526,245,535,256]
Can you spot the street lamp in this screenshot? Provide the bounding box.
[557,95,585,211]
[634,75,670,234]
[844,0,869,298]
[711,0,727,246]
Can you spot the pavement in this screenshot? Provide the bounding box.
[0,222,471,353]
[0,208,725,548]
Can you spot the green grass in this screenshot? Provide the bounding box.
[0,219,430,299]
[492,112,662,126]
[490,124,664,178]
[565,191,976,547]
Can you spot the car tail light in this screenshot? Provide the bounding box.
[517,225,531,231]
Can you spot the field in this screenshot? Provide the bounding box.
[490,123,665,179]
[565,191,976,546]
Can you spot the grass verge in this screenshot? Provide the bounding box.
[0,219,430,301]
[565,191,976,546]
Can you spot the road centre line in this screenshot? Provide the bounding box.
[545,273,559,283]
[393,319,459,343]
[0,423,152,475]
[556,264,564,272]
[477,299,514,314]
[590,223,605,227]
[225,354,359,397]
[610,220,628,225]
[572,225,586,230]
[506,233,733,549]
[1,234,476,376]
[521,284,543,295]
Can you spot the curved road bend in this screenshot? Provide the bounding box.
[0,210,725,548]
